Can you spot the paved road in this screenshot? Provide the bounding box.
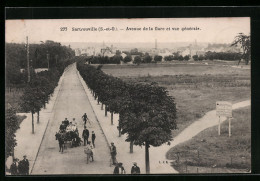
[32,64,113,174]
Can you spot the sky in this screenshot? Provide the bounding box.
[5,18,250,44]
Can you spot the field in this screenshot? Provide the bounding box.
[102,61,250,137]
[102,61,250,172]
[166,107,251,173]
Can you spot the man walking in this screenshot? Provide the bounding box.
[82,126,89,146]
[19,155,29,175]
[131,162,141,174]
[10,158,19,175]
[91,131,96,148]
[110,142,117,165]
[82,113,88,125]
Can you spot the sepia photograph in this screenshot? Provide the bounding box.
[5,17,251,175]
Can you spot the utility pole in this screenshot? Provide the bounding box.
[27,36,30,83]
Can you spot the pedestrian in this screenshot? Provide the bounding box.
[113,162,125,174]
[131,162,141,174]
[110,142,117,165]
[84,142,94,163]
[82,113,88,125]
[19,155,29,175]
[91,131,96,148]
[82,126,89,146]
[10,158,19,175]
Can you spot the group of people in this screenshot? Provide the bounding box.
[110,142,141,174]
[10,155,29,175]
[82,113,96,163]
[113,162,141,174]
[58,117,82,149]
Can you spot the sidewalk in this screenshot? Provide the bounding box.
[6,66,68,174]
[77,69,251,174]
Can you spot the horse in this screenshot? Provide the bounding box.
[55,132,65,153]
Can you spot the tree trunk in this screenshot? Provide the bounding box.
[32,112,35,134]
[130,141,134,153]
[111,112,113,125]
[118,115,121,137]
[145,142,150,174]
[105,105,108,117]
[37,111,40,124]
[94,93,97,100]
[97,97,100,105]
[101,103,104,110]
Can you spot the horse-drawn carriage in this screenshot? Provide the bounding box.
[55,121,82,152]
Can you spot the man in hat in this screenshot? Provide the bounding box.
[131,162,141,174]
[82,113,88,125]
[19,155,29,175]
[63,118,69,127]
[82,126,89,146]
[110,142,117,165]
[10,158,19,175]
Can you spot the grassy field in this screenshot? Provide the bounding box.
[102,61,250,172]
[102,61,250,138]
[166,107,251,173]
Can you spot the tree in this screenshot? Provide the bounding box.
[198,55,204,61]
[231,33,251,65]
[154,55,163,62]
[5,108,20,161]
[20,86,42,134]
[133,56,142,65]
[178,55,184,61]
[143,54,152,63]
[123,55,132,63]
[121,84,177,173]
[192,55,199,61]
[112,55,123,64]
[184,55,190,61]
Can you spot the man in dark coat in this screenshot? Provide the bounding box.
[82,126,89,146]
[131,162,141,174]
[10,158,19,175]
[91,131,96,148]
[19,155,29,175]
[82,113,88,125]
[59,122,66,131]
[63,118,69,127]
[110,142,117,165]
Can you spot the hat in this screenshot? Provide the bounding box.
[23,155,27,157]
[111,142,114,144]
[133,162,137,165]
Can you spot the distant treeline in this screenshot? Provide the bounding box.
[164,51,241,61]
[6,40,75,87]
